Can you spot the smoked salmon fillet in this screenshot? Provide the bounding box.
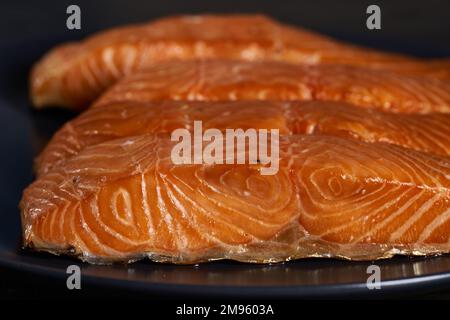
[20,134,450,263]
[92,60,450,114]
[35,100,450,176]
[30,14,450,109]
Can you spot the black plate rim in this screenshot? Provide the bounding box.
[2,253,450,298]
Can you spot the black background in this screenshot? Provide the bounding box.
[1,0,450,300]
[2,0,450,57]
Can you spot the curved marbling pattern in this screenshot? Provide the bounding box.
[30,15,450,109]
[21,134,450,263]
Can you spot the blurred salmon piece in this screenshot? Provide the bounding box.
[30,14,450,109]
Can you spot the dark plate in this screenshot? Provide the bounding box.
[1,1,450,298]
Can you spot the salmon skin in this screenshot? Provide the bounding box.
[35,100,450,177]
[30,14,450,109]
[20,133,450,264]
[93,60,450,114]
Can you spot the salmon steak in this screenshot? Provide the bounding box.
[92,60,450,114]
[30,14,450,109]
[36,100,450,176]
[20,133,450,263]
[23,14,450,264]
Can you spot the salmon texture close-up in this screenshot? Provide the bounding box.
[21,14,450,264]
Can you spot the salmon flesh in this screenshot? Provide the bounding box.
[30,15,450,109]
[21,134,450,263]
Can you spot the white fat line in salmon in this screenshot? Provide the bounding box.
[170,121,279,175]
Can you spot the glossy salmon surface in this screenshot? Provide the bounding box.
[93,60,450,114]
[36,100,450,176]
[30,15,450,109]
